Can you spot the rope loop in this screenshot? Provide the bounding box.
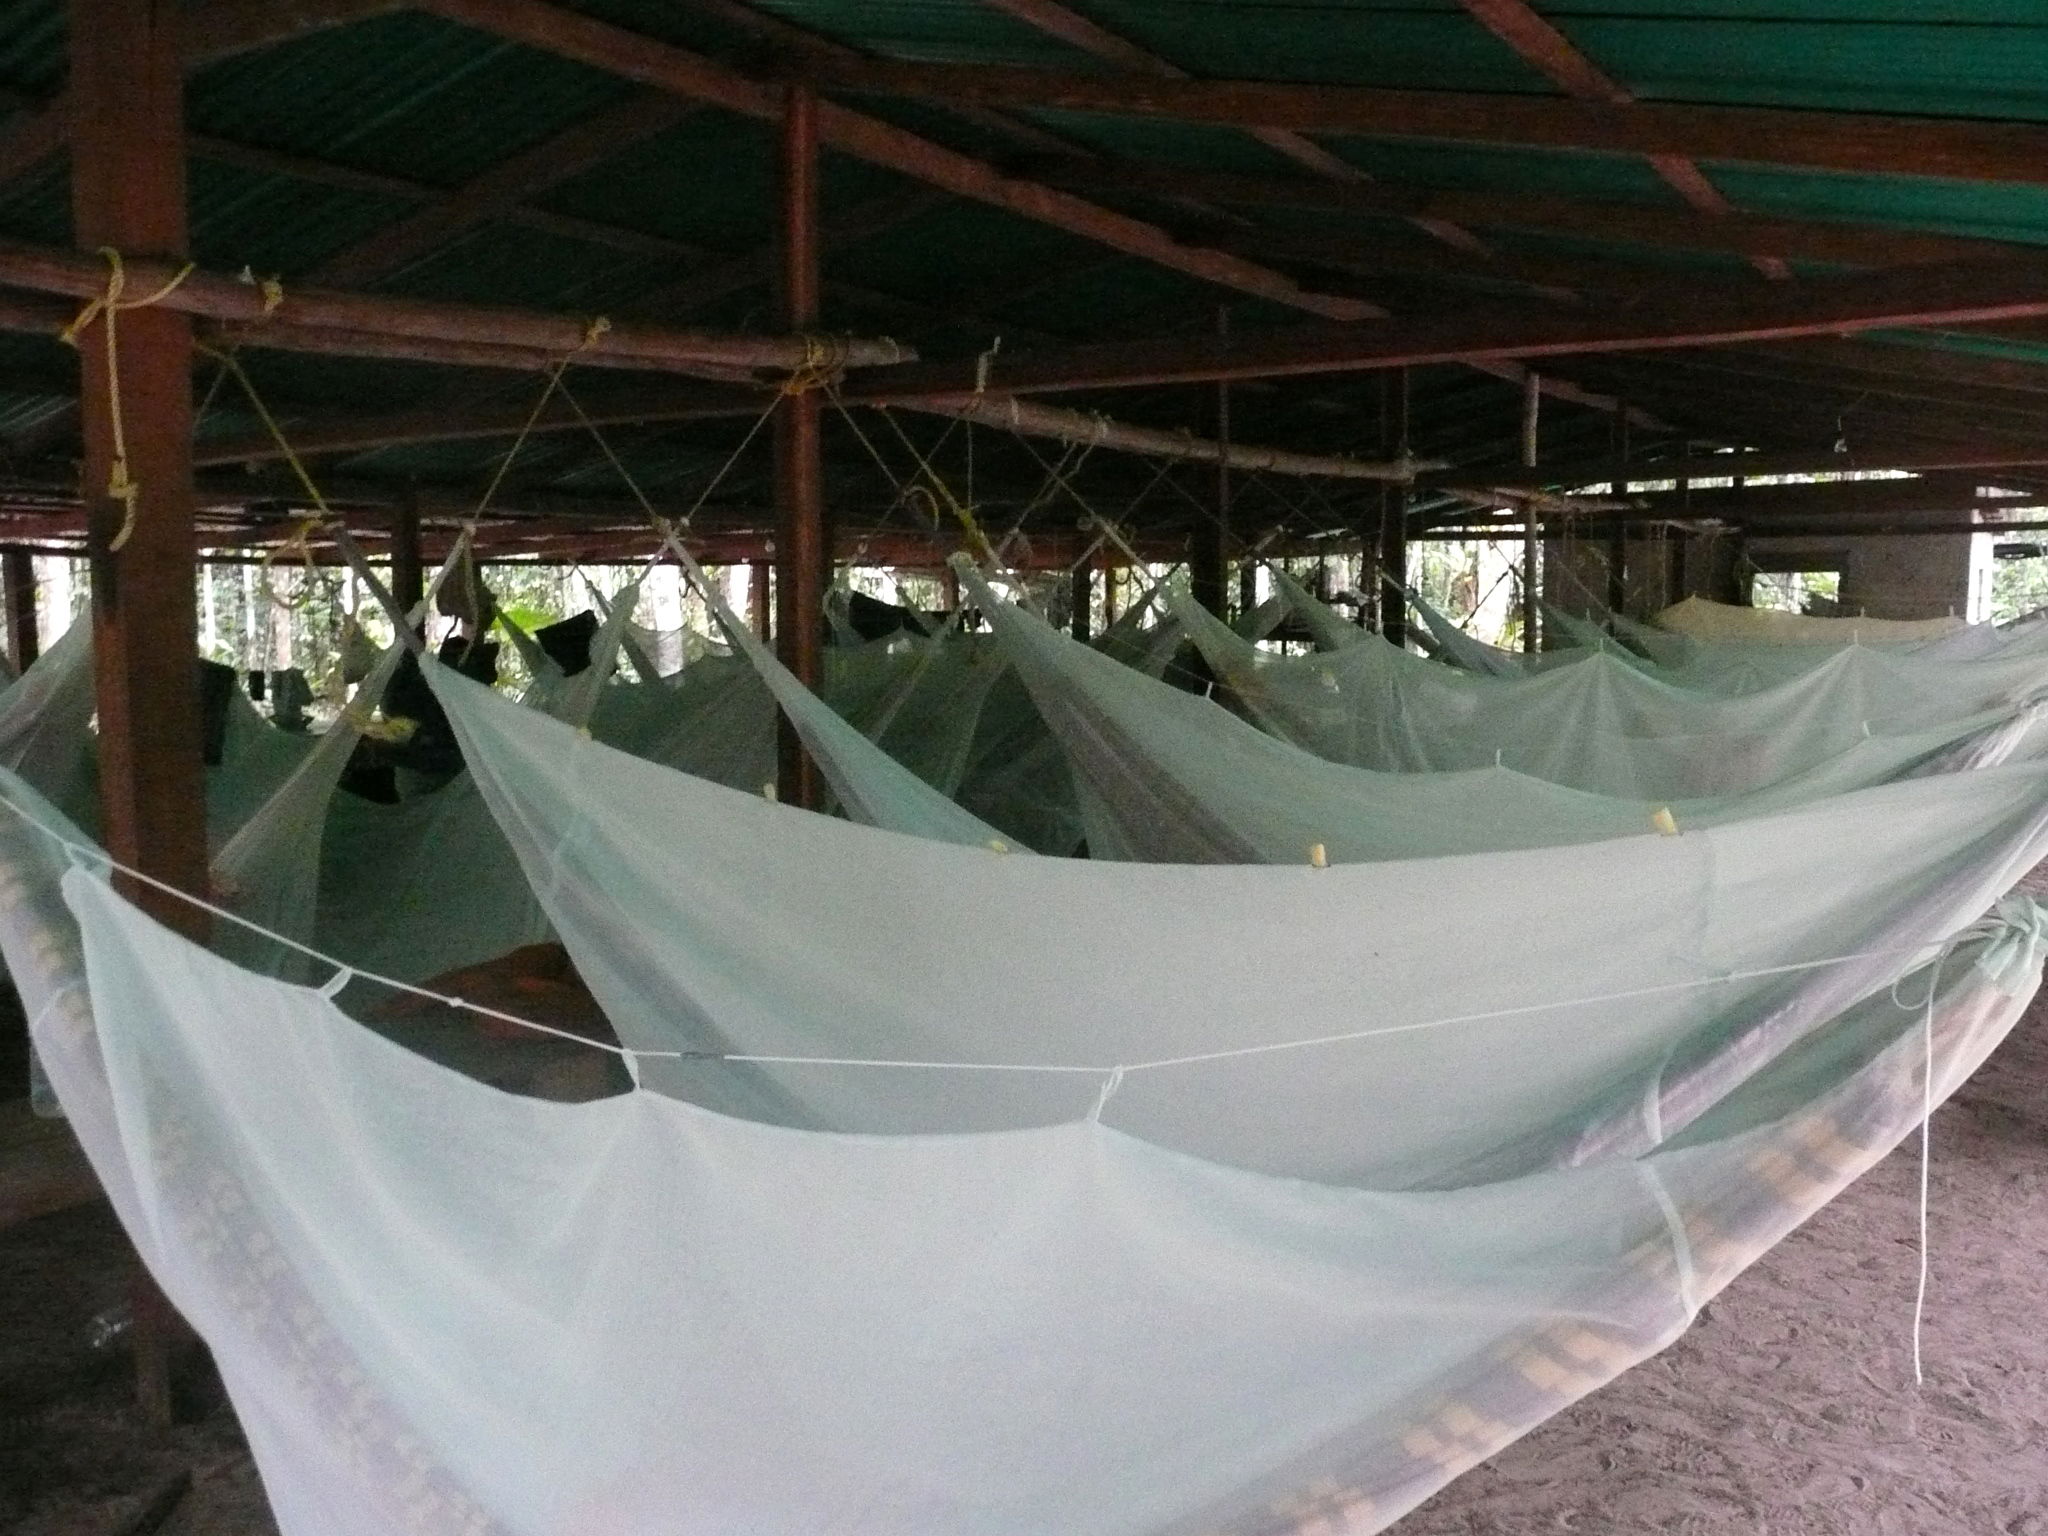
[260,516,325,611]
[63,248,197,554]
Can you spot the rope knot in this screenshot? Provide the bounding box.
[68,249,197,553]
[781,333,848,396]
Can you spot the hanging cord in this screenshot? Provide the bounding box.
[1891,948,1953,1387]
[472,315,613,520]
[557,376,783,532]
[196,344,334,611]
[60,248,198,553]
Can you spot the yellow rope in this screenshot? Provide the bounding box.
[193,342,335,611]
[472,315,614,518]
[60,248,197,553]
[780,333,849,397]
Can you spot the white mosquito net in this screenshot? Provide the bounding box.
[960,567,2048,864]
[13,717,2048,1534]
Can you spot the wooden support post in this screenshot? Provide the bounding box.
[3,548,38,671]
[1378,369,1409,648]
[389,490,423,622]
[773,84,825,809]
[1520,370,1541,653]
[748,558,771,639]
[1189,306,1230,619]
[1607,405,1628,620]
[70,0,205,1428]
[1067,561,1089,639]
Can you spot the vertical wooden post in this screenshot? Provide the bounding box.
[774,84,825,809]
[1520,371,1541,653]
[2,548,38,671]
[1067,562,1089,639]
[389,490,423,622]
[1607,407,1629,620]
[749,558,771,639]
[1378,369,1409,649]
[70,0,204,1427]
[1189,306,1230,619]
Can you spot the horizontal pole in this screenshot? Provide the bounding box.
[0,237,913,377]
[894,394,1433,481]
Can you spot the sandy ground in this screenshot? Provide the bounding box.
[5,1002,2047,1535]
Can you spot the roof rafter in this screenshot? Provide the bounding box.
[307,90,702,286]
[853,257,2048,397]
[978,0,1492,257]
[1452,0,1788,280]
[1038,162,2017,272]
[787,57,2048,188]
[416,0,1380,321]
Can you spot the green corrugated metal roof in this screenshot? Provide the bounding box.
[0,0,2045,516]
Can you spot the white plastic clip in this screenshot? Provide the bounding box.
[318,965,354,1000]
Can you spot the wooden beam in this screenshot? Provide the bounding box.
[308,91,700,286]
[71,0,206,1431]
[853,257,2048,397]
[977,0,1475,251]
[1380,369,1409,648]
[629,187,946,319]
[182,0,408,67]
[1035,160,2013,271]
[0,236,913,375]
[792,58,2048,188]
[1451,0,1785,279]
[416,0,1380,321]
[0,1,408,190]
[896,393,1423,481]
[774,85,825,810]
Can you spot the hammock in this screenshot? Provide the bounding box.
[1173,592,2048,800]
[962,566,2048,864]
[1655,594,1965,646]
[18,673,2048,1532]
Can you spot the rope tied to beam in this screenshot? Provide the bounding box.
[60,248,197,554]
[780,333,850,397]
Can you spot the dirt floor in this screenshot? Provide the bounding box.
[5,1001,2047,1535]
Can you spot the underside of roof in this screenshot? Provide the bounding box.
[3,0,2048,557]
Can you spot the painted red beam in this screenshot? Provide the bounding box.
[182,0,409,66]
[0,236,913,375]
[850,258,2048,397]
[1035,161,2009,271]
[308,91,701,286]
[978,0,1411,211]
[416,0,1379,321]
[789,58,2048,189]
[1449,0,1787,278]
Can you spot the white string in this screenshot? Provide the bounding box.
[1890,947,1951,1389]
[0,784,1993,1089]
[1914,1002,1934,1387]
